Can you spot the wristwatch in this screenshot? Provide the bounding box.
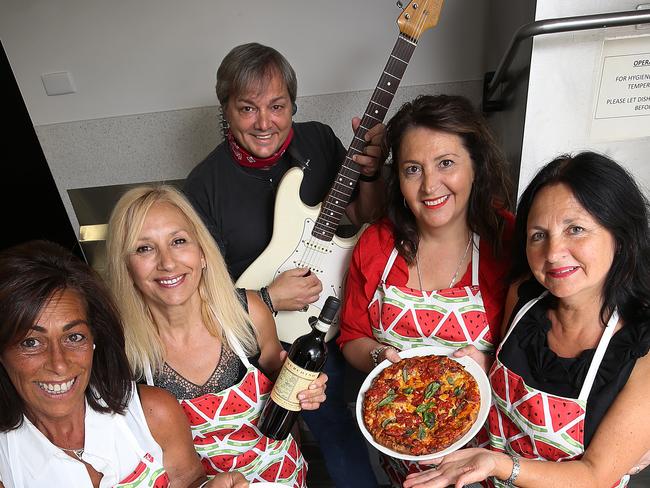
[370,345,390,367]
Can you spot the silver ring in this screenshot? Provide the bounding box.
[633,465,642,475]
[301,305,309,312]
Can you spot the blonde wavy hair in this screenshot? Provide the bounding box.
[106,184,258,379]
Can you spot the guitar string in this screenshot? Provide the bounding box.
[303,39,409,273]
[299,4,430,279]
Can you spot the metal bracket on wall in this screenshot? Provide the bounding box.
[483,8,650,112]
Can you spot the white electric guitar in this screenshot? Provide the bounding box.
[236,0,444,343]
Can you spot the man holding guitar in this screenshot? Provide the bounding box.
[184,43,385,487]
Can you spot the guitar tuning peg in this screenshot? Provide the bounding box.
[396,1,403,8]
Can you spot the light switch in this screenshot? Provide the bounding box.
[41,71,77,96]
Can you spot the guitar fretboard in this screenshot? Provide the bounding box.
[312,33,418,241]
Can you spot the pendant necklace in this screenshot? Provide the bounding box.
[60,446,84,461]
[415,233,472,290]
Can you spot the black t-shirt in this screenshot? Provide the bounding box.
[498,279,650,446]
[184,121,346,280]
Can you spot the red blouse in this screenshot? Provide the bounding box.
[338,215,515,349]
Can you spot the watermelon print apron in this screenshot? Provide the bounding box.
[487,293,628,488]
[370,234,494,353]
[370,234,493,486]
[114,452,168,488]
[146,335,307,487]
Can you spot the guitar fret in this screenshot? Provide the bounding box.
[365,113,381,123]
[330,187,351,198]
[376,86,393,98]
[314,221,336,231]
[382,70,401,81]
[369,99,389,110]
[327,202,346,211]
[322,204,344,215]
[389,54,409,65]
[344,155,358,165]
[335,173,357,182]
[333,181,355,193]
[373,85,395,100]
[399,34,418,47]
[320,213,340,224]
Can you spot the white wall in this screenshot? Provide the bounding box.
[1,0,488,125]
[520,0,650,195]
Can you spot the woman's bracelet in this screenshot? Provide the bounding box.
[259,286,277,316]
[504,454,520,486]
[370,345,391,367]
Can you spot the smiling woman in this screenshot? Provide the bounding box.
[0,240,245,488]
[402,152,650,488]
[338,94,515,486]
[105,184,328,487]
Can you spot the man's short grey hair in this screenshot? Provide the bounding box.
[216,42,297,107]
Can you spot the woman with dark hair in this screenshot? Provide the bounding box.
[0,240,246,488]
[337,94,514,485]
[404,152,650,487]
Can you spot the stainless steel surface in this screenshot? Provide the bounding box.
[486,9,650,102]
[68,179,184,275]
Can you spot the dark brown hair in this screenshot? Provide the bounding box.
[0,240,133,431]
[511,151,650,325]
[385,94,513,264]
[216,42,297,108]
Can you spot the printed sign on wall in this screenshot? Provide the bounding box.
[591,35,650,141]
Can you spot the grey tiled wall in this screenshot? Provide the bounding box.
[34,80,483,232]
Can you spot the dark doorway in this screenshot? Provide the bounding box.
[1,41,82,259]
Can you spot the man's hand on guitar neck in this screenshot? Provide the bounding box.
[346,118,387,226]
[351,118,387,179]
[267,268,323,312]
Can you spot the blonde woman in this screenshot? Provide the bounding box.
[106,185,326,487]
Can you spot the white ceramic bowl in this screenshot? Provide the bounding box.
[356,345,491,461]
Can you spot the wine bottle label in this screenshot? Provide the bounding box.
[270,358,320,412]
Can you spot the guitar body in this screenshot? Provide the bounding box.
[236,167,362,343]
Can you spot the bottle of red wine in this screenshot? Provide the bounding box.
[258,296,341,440]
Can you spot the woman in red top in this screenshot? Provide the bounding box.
[338,95,514,485]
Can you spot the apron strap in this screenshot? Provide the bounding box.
[501,291,549,346]
[225,330,253,368]
[578,309,619,401]
[381,248,400,284]
[144,364,154,387]
[471,233,480,286]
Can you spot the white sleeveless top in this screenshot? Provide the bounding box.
[0,383,164,488]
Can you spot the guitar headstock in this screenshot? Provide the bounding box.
[397,0,444,40]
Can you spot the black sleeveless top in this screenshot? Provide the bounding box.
[498,279,650,445]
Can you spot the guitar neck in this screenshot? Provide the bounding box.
[313,33,418,241]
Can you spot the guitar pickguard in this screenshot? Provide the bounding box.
[276,218,351,300]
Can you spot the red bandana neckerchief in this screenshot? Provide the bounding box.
[227,127,294,169]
